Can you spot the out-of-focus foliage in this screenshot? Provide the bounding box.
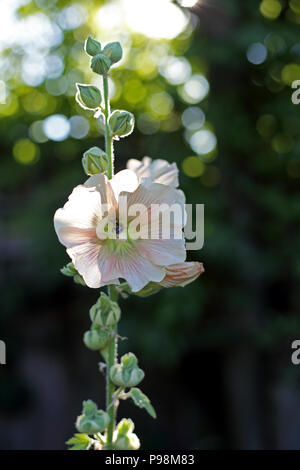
[1,0,300,450]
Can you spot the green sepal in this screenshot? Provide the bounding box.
[130,387,156,419]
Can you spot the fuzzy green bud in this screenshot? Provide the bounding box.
[109,110,135,138]
[82,146,109,175]
[76,400,110,434]
[90,292,121,327]
[91,53,111,75]
[76,84,102,110]
[85,36,101,56]
[83,327,110,351]
[110,353,145,388]
[114,419,140,450]
[102,42,122,65]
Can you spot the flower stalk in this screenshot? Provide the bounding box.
[103,74,114,180]
[55,36,204,451]
[105,285,118,449]
[103,68,117,448]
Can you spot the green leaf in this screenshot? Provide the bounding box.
[66,433,93,450]
[130,387,156,419]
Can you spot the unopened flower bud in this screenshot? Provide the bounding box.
[110,353,145,388]
[91,53,111,75]
[102,42,122,65]
[76,400,110,434]
[82,147,109,175]
[90,292,121,327]
[76,84,102,110]
[85,36,101,56]
[83,327,110,351]
[113,418,140,450]
[109,110,135,138]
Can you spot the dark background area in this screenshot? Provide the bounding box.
[1,0,300,449]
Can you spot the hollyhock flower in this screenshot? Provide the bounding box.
[54,169,186,292]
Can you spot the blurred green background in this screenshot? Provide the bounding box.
[1,0,300,450]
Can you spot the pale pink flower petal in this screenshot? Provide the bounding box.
[84,173,117,210]
[109,169,139,200]
[135,239,186,266]
[160,262,204,288]
[125,179,185,240]
[127,157,179,187]
[54,185,102,244]
[67,241,102,288]
[97,244,165,292]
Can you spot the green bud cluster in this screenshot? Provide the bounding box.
[76,400,110,434]
[83,292,121,352]
[110,353,145,388]
[90,292,121,326]
[84,36,123,76]
[82,146,109,175]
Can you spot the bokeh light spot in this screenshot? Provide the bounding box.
[43,114,70,141]
[259,0,282,20]
[123,0,188,39]
[13,138,40,165]
[69,115,90,139]
[182,156,205,177]
[30,120,48,143]
[281,63,300,85]
[124,79,147,104]
[160,56,191,85]
[148,92,174,117]
[180,74,209,104]
[182,106,205,130]
[247,43,268,65]
[189,129,217,155]
[137,112,160,135]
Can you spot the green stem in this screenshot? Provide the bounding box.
[103,74,114,179]
[105,285,119,449]
[102,77,118,449]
